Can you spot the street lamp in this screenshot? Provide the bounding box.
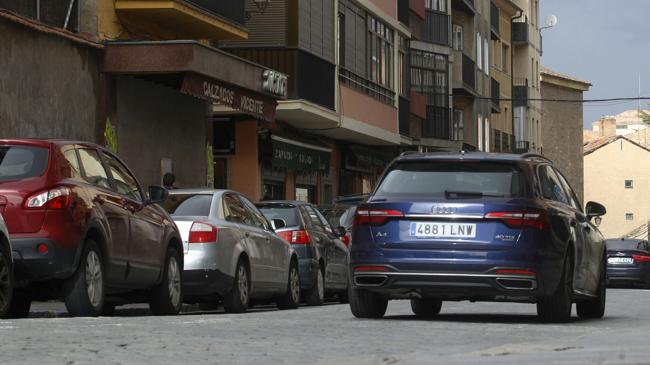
[539,14,557,56]
[246,0,271,19]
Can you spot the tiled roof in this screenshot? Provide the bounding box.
[583,135,650,155]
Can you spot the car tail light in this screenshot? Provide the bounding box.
[495,269,536,276]
[25,187,70,210]
[277,230,311,245]
[354,209,404,225]
[188,222,218,244]
[341,232,351,247]
[485,211,548,230]
[354,265,389,272]
[633,254,650,262]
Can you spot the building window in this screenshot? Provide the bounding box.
[484,118,491,152]
[477,33,482,71]
[625,180,634,189]
[502,43,509,74]
[411,50,448,107]
[367,15,394,89]
[477,114,483,150]
[398,36,409,96]
[483,37,490,74]
[338,12,345,67]
[453,109,464,141]
[426,0,448,13]
[452,24,463,51]
[626,213,634,221]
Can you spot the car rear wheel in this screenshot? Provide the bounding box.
[277,260,300,310]
[537,254,573,323]
[0,245,13,318]
[64,240,104,317]
[411,299,443,318]
[5,293,31,319]
[223,259,250,313]
[350,288,388,319]
[149,248,183,316]
[305,266,325,306]
[577,257,607,319]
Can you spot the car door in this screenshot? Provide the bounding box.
[240,195,286,289]
[77,148,130,284]
[301,205,339,288]
[538,165,590,292]
[101,151,163,286]
[555,169,603,293]
[222,193,268,288]
[313,206,349,288]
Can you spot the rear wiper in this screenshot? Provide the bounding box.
[444,190,505,199]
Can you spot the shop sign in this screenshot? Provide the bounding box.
[270,136,331,173]
[181,73,278,122]
[262,70,288,98]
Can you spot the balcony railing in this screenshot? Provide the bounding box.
[513,141,531,154]
[226,48,336,110]
[491,77,500,113]
[422,106,451,139]
[490,2,500,39]
[513,77,529,107]
[0,0,79,31]
[512,20,530,45]
[462,54,476,91]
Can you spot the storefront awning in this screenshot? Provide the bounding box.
[269,135,332,173]
[103,41,287,122]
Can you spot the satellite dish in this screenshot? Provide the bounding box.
[545,14,558,28]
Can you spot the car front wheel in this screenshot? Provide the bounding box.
[223,259,250,313]
[64,240,104,317]
[304,266,324,306]
[149,248,183,315]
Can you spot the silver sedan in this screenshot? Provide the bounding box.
[162,189,300,313]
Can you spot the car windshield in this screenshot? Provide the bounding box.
[606,240,649,252]
[0,145,49,182]
[375,161,524,198]
[162,194,213,216]
[258,206,300,228]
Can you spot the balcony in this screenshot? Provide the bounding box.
[513,141,530,154]
[491,77,500,113]
[453,53,476,96]
[490,2,500,40]
[398,0,410,26]
[513,77,529,107]
[422,106,451,139]
[512,20,530,45]
[226,47,335,110]
[422,11,450,46]
[452,0,475,14]
[399,96,411,136]
[114,0,247,40]
[0,0,80,31]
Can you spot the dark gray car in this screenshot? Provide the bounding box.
[0,213,12,317]
[257,201,349,306]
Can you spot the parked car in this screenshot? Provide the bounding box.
[349,152,608,323]
[606,238,650,288]
[0,139,183,317]
[257,201,349,305]
[0,213,13,318]
[321,194,368,247]
[162,189,301,313]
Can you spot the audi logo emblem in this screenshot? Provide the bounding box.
[432,206,457,215]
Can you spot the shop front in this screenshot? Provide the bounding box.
[339,145,394,196]
[102,41,286,189]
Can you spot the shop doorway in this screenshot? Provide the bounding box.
[296,184,316,203]
[263,180,285,201]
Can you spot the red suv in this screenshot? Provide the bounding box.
[0,139,183,317]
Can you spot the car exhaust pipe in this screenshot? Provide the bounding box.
[354,275,388,287]
[496,278,537,290]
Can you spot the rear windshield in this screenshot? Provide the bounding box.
[607,240,650,252]
[375,161,524,198]
[258,206,301,227]
[0,145,49,182]
[325,206,357,228]
[163,194,213,216]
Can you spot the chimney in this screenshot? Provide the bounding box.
[598,117,617,137]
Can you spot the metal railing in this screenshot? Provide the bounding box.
[339,68,396,105]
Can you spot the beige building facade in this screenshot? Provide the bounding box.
[583,136,650,239]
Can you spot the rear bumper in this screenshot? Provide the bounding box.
[607,266,650,288]
[11,237,77,282]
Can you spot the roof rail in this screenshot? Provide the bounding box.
[400,151,420,157]
[521,153,552,163]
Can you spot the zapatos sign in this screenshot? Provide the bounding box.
[181,73,278,122]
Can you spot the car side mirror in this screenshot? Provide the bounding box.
[586,201,606,220]
[271,218,286,230]
[148,186,168,204]
[335,226,347,237]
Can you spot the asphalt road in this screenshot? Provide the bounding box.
[1,289,649,365]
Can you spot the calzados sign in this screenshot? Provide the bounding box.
[181,73,277,122]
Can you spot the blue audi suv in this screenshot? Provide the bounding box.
[349,152,608,323]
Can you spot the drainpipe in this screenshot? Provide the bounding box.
[511,10,524,151]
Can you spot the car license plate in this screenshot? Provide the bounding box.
[409,222,476,239]
[608,257,634,264]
